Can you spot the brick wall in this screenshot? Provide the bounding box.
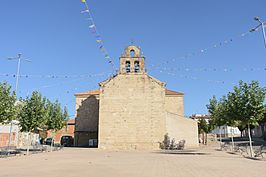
[0,133,16,147]
[47,120,75,143]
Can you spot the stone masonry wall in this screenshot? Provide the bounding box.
[165,96,184,116]
[166,112,199,148]
[75,95,99,146]
[99,74,166,150]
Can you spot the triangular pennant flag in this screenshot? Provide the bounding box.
[81,9,89,13]
[101,48,107,53]
[89,24,95,28]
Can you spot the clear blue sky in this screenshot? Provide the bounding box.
[0,0,265,118]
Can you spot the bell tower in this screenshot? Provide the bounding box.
[119,45,145,74]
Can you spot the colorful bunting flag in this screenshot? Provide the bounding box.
[81,9,90,13]
[89,24,95,28]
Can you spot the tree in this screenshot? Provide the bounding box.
[18,91,47,154]
[207,81,266,154]
[207,96,226,146]
[0,82,17,123]
[198,118,214,145]
[226,81,266,156]
[46,100,68,150]
[237,124,246,138]
[0,82,17,149]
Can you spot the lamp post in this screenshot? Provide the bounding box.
[7,53,31,95]
[251,17,266,48]
[6,54,31,152]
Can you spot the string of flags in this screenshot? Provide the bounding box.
[150,66,266,73]
[0,64,265,79]
[149,29,255,71]
[157,70,239,86]
[80,0,116,73]
[28,72,109,93]
[0,73,107,79]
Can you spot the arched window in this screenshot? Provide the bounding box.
[134,61,140,73]
[130,50,135,58]
[125,61,130,73]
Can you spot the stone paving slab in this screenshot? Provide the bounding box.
[0,147,265,177]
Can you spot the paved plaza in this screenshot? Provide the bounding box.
[0,147,265,177]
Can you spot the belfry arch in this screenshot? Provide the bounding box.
[119,45,145,74]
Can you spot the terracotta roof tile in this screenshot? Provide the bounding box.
[165,89,184,96]
[75,89,183,96]
[67,119,75,124]
[74,90,100,96]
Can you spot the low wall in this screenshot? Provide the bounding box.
[166,112,199,148]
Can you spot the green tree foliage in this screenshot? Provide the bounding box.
[208,81,266,128]
[0,82,17,123]
[198,118,208,134]
[198,118,214,145]
[46,100,68,132]
[18,91,47,132]
[18,92,69,133]
[207,96,225,127]
[207,80,266,156]
[227,81,265,127]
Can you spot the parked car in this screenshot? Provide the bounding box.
[60,136,74,147]
[44,138,54,145]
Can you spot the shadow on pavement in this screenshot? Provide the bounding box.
[154,150,210,156]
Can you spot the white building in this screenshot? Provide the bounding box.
[190,114,241,137]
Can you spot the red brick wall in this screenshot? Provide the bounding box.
[47,120,75,143]
[0,133,16,147]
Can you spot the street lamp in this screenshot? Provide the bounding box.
[250,17,266,48]
[7,53,31,95]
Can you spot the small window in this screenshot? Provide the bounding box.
[130,50,135,57]
[134,61,140,73]
[125,61,130,73]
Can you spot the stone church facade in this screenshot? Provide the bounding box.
[75,45,198,150]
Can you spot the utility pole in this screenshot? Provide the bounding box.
[6,54,31,153]
[7,53,31,95]
[250,17,266,48]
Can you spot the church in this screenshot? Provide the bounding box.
[74,45,198,150]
